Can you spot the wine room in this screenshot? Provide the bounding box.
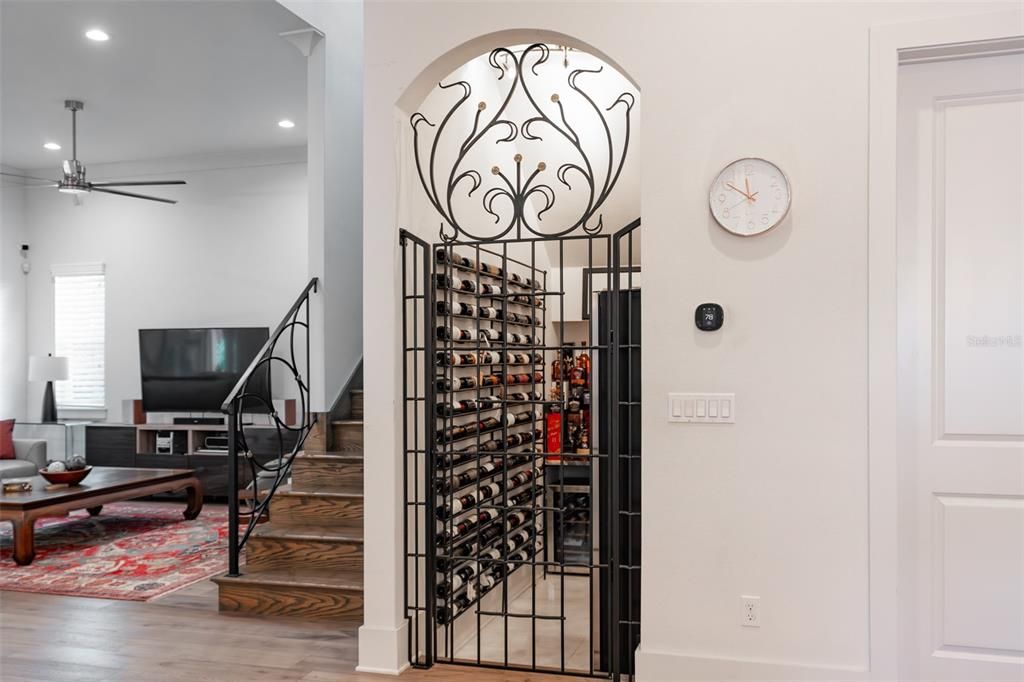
[399,37,642,679]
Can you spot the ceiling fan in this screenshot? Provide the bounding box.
[0,100,185,204]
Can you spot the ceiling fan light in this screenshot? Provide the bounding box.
[58,186,88,195]
[278,119,295,129]
[85,28,109,42]
[43,142,61,151]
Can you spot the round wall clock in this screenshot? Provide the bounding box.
[709,158,791,236]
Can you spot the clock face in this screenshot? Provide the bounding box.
[709,158,791,236]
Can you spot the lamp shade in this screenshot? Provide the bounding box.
[28,355,69,382]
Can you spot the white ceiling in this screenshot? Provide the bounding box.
[1,0,309,172]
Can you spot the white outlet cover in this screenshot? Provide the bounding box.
[741,595,761,627]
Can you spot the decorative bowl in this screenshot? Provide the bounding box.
[39,465,93,486]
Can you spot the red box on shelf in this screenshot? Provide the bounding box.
[546,411,562,461]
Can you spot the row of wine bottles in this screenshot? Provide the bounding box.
[435,528,540,598]
[435,467,541,520]
[436,350,543,367]
[433,452,532,494]
[436,371,543,394]
[435,273,544,306]
[435,539,543,624]
[436,435,542,470]
[435,250,542,290]
[435,504,537,570]
[436,488,540,545]
[435,410,541,445]
[436,326,537,346]
[435,391,542,418]
[435,300,541,326]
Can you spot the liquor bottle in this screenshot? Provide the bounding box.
[479,374,500,388]
[478,306,498,319]
[436,375,477,393]
[434,274,453,289]
[479,328,500,342]
[436,593,472,625]
[455,277,477,293]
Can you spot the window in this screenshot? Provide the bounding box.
[53,263,105,409]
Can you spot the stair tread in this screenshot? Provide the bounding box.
[350,388,363,394]
[251,522,364,543]
[215,567,363,591]
[281,483,363,498]
[296,450,363,461]
[331,419,364,426]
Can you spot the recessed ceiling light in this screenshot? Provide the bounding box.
[85,28,109,42]
[43,142,62,151]
[278,119,295,129]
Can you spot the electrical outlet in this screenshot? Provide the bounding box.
[741,595,760,627]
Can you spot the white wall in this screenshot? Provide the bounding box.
[359,2,1018,680]
[0,167,28,420]
[277,0,364,411]
[23,148,308,421]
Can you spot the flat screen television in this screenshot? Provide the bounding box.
[139,327,271,413]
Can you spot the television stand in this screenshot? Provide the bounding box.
[173,416,224,426]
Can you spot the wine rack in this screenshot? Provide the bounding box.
[432,244,548,628]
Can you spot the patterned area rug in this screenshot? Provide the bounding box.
[0,501,228,601]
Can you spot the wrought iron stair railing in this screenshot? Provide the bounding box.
[222,277,318,576]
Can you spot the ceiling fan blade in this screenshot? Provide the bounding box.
[91,187,177,204]
[89,180,186,187]
[0,171,59,184]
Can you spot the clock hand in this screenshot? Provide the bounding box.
[726,182,753,200]
[745,177,752,197]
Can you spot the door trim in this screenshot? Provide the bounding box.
[868,9,1024,681]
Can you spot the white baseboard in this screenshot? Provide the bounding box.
[635,645,868,682]
[357,621,410,675]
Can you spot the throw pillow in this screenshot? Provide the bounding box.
[0,419,14,459]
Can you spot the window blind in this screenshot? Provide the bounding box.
[53,270,106,409]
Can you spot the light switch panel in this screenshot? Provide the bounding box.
[668,393,736,423]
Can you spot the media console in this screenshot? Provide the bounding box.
[85,424,300,500]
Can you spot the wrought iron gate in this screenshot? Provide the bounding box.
[400,42,640,680]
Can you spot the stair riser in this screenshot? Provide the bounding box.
[246,537,364,572]
[292,460,363,489]
[270,495,363,526]
[331,424,363,452]
[304,418,328,455]
[217,582,363,622]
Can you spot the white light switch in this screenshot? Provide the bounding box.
[668,393,736,424]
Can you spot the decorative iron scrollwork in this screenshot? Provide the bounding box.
[411,43,634,243]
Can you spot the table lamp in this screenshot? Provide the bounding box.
[28,354,69,423]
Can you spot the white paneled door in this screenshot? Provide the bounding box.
[898,51,1024,681]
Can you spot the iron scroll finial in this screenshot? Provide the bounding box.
[410,43,634,243]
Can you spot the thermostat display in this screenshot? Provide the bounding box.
[695,303,724,331]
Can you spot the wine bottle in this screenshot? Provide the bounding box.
[436,326,472,342]
[436,562,478,597]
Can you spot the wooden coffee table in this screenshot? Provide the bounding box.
[0,467,203,566]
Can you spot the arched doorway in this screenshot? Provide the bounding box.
[397,34,641,680]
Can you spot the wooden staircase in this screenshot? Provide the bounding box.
[214,389,365,622]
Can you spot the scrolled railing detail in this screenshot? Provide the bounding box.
[411,43,634,243]
[223,277,318,576]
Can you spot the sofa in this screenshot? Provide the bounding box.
[0,439,47,480]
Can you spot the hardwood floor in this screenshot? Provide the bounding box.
[0,580,574,681]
